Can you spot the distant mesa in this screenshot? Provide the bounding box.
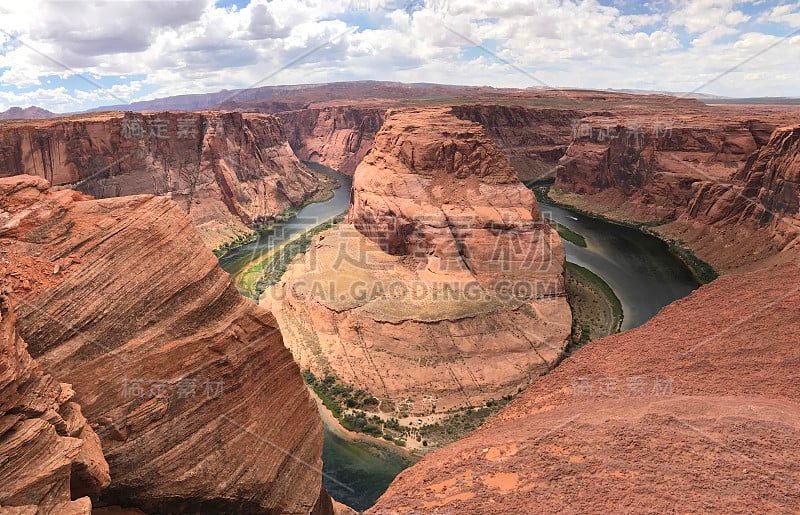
[0,105,57,120]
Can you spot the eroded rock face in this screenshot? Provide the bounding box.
[1,175,331,514]
[279,107,385,175]
[551,114,800,270]
[450,105,579,182]
[0,112,318,247]
[266,107,570,413]
[555,118,770,220]
[0,272,109,514]
[672,125,800,265]
[370,259,800,513]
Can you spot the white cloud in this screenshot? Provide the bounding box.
[0,0,798,112]
[760,4,800,28]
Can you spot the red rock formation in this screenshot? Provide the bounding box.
[450,105,579,182]
[0,112,319,247]
[1,175,332,513]
[266,107,570,413]
[552,112,800,270]
[370,258,800,513]
[278,107,385,175]
[0,271,110,513]
[667,125,800,268]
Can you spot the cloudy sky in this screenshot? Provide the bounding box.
[0,0,798,112]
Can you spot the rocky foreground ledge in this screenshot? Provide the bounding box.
[266,107,571,414]
[0,279,109,514]
[370,255,800,512]
[0,175,333,513]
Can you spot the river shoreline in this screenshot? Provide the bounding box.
[533,185,718,285]
[565,261,623,346]
[310,387,420,456]
[212,164,341,260]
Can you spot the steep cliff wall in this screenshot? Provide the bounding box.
[668,125,800,267]
[278,104,579,180]
[450,105,579,182]
[1,175,332,513]
[0,272,109,513]
[371,258,800,512]
[266,107,570,414]
[551,115,800,270]
[0,112,319,247]
[278,107,385,175]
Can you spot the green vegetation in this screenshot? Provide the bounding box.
[531,183,719,285]
[566,262,623,337]
[303,370,514,449]
[211,165,338,260]
[551,221,587,247]
[303,370,383,420]
[241,215,343,298]
[416,396,513,448]
[211,204,305,259]
[212,230,258,258]
[666,240,718,284]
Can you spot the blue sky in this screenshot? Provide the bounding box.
[0,0,798,112]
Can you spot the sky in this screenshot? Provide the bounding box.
[0,0,798,112]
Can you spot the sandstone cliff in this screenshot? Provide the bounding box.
[667,125,800,269]
[278,107,385,175]
[0,272,109,513]
[1,175,332,513]
[552,113,800,270]
[277,104,578,180]
[0,112,319,247]
[371,258,800,512]
[265,107,570,413]
[450,105,579,182]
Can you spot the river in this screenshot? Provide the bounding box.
[218,165,700,510]
[218,162,353,283]
[538,201,699,330]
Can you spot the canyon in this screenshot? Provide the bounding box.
[1,84,799,513]
[265,107,571,414]
[277,107,385,176]
[552,110,800,271]
[0,111,320,248]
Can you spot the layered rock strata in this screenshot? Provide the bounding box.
[0,112,318,247]
[1,175,332,513]
[0,271,110,514]
[266,107,571,413]
[278,107,385,175]
[553,116,800,270]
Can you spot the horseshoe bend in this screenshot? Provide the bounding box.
[1,83,800,513]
